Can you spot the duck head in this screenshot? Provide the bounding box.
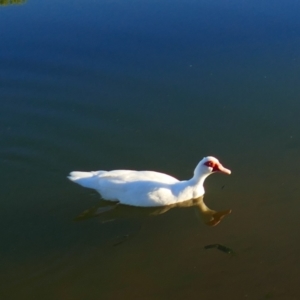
[193,156,231,180]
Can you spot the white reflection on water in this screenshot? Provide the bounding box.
[75,196,232,227]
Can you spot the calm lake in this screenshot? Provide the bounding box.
[1,0,300,299]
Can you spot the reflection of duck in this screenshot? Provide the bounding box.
[68,156,231,207]
[75,196,231,227]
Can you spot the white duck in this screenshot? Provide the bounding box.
[68,156,231,207]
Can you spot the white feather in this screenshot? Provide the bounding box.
[68,156,231,207]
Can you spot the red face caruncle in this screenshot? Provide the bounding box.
[204,160,219,172]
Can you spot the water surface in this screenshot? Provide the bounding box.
[1,0,300,299]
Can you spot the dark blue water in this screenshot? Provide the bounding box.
[1,1,300,299]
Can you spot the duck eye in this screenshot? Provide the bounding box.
[205,161,214,167]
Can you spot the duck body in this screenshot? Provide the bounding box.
[68,156,231,207]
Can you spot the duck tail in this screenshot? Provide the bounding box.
[68,171,99,189]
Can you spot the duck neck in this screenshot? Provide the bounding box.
[185,173,210,199]
[190,173,210,187]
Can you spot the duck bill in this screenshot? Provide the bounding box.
[213,164,231,175]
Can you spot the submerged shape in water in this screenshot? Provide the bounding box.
[204,244,236,255]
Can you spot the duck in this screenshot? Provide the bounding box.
[68,156,231,207]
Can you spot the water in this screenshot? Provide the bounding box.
[1,0,300,299]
